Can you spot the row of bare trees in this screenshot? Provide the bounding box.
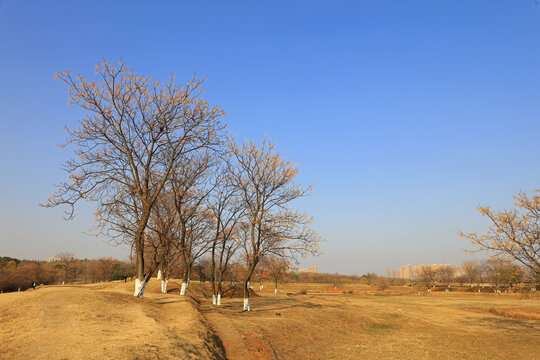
[45,61,322,310]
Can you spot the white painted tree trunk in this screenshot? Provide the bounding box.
[274,288,277,294]
[180,282,187,296]
[217,293,221,306]
[161,279,168,293]
[243,298,251,311]
[157,269,162,280]
[134,278,143,296]
[212,295,216,305]
[139,281,148,298]
[259,284,263,291]
[134,278,148,298]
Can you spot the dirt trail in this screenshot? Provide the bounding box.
[0,280,225,360]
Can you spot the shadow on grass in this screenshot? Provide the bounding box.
[473,315,539,332]
[156,300,184,305]
[199,296,336,315]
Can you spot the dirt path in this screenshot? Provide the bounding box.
[0,280,225,360]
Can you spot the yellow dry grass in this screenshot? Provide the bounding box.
[485,307,540,321]
[0,279,225,360]
[1,280,539,360]
[201,282,540,360]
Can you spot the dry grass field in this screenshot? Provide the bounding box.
[1,280,539,360]
[204,283,540,360]
[0,280,225,360]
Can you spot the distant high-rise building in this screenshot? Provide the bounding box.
[388,263,459,279]
[298,265,319,274]
[398,264,414,279]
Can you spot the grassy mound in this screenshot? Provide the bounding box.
[0,279,226,360]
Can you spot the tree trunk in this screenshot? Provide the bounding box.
[134,248,145,297]
[275,279,278,294]
[211,243,217,304]
[157,268,162,280]
[180,267,189,296]
[242,278,251,311]
[161,278,168,293]
[242,259,258,311]
[217,278,223,306]
[133,207,151,298]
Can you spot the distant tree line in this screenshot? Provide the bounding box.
[410,259,536,293]
[0,253,135,293]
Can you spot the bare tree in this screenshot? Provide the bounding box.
[44,61,224,298]
[169,151,216,295]
[266,256,289,294]
[416,266,437,292]
[95,258,117,281]
[254,257,269,291]
[228,137,322,311]
[364,273,377,286]
[483,258,523,292]
[194,257,212,283]
[460,189,539,286]
[147,190,181,293]
[436,265,455,289]
[55,252,79,284]
[207,163,243,305]
[181,208,214,295]
[461,261,480,288]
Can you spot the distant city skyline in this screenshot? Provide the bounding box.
[387,263,463,280]
[1,1,539,275]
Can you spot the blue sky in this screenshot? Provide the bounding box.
[1,1,539,274]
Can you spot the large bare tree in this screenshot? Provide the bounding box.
[460,189,539,286]
[146,190,181,294]
[207,164,244,305]
[169,151,216,295]
[228,137,322,311]
[44,61,224,298]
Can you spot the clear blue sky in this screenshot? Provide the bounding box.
[1,1,539,274]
